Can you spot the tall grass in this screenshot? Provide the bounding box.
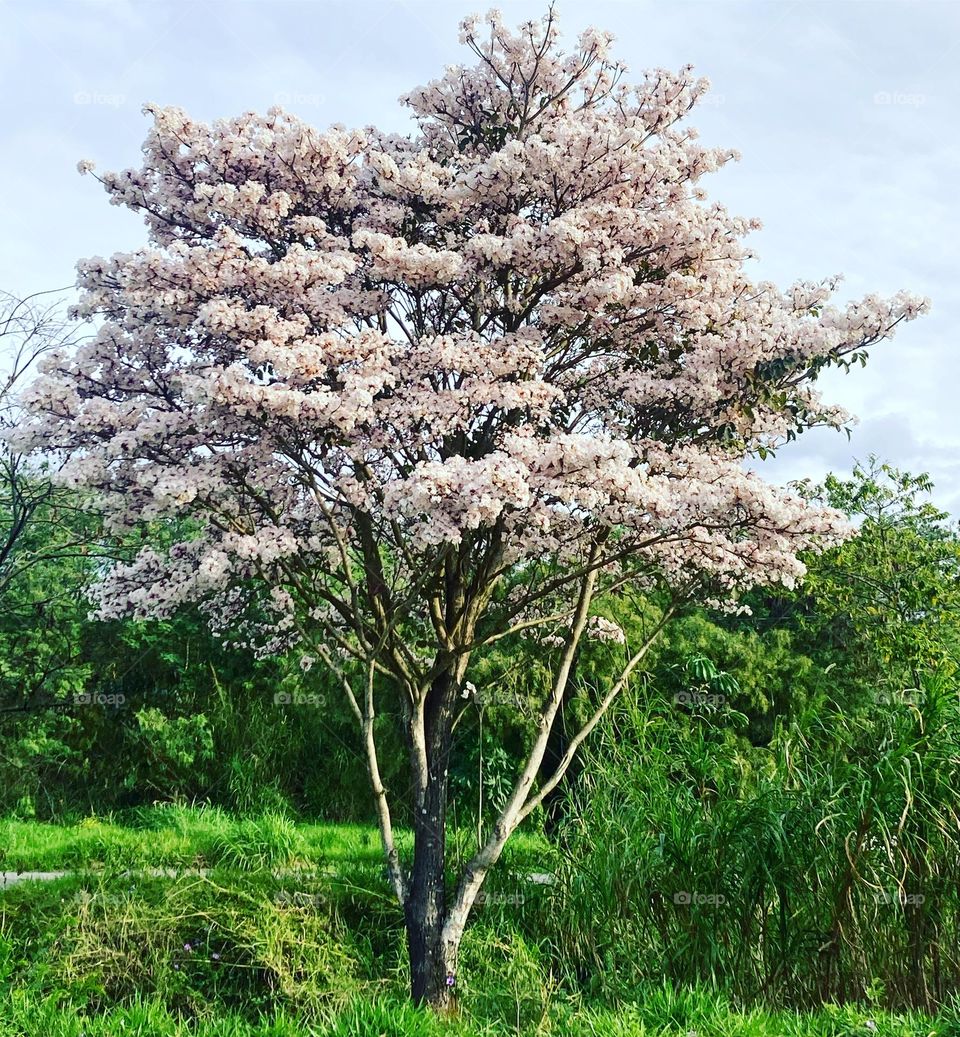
[545,668,960,1011]
[0,875,947,1036]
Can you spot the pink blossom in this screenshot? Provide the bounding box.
[18,7,927,658]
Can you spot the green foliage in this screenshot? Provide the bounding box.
[546,665,960,1011]
[4,455,960,1023]
[458,923,554,1029]
[785,457,960,699]
[0,476,387,819]
[131,707,216,797]
[213,812,307,872]
[0,871,366,1020]
[647,612,822,745]
[0,865,945,1034]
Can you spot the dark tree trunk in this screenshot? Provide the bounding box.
[405,670,460,1011]
[405,771,456,1008]
[540,645,581,840]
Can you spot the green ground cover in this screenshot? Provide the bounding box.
[1,811,952,1037]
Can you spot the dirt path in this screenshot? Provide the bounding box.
[0,868,556,889]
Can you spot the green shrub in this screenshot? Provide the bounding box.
[212,813,308,872]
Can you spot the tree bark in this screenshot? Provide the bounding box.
[540,643,582,839]
[405,669,460,1011]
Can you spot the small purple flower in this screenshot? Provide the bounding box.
[211,952,221,961]
[183,942,192,952]
[445,973,455,987]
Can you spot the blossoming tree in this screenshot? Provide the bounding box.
[21,9,926,1009]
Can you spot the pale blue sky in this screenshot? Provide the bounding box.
[2,0,957,508]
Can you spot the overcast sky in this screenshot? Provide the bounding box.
[2,0,957,510]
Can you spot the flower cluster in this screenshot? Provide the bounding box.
[19,8,927,657]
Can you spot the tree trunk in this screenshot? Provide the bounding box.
[405,907,460,1012]
[405,669,460,1011]
[540,644,582,839]
[404,779,459,1009]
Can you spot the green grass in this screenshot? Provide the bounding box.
[0,805,548,874]
[0,988,950,1036]
[0,812,951,1035]
[0,868,948,1036]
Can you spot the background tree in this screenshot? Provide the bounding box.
[19,9,926,1008]
[0,289,85,598]
[0,289,99,805]
[793,458,960,695]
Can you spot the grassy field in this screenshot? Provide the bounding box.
[0,808,954,1036]
[0,989,949,1037]
[0,805,547,874]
